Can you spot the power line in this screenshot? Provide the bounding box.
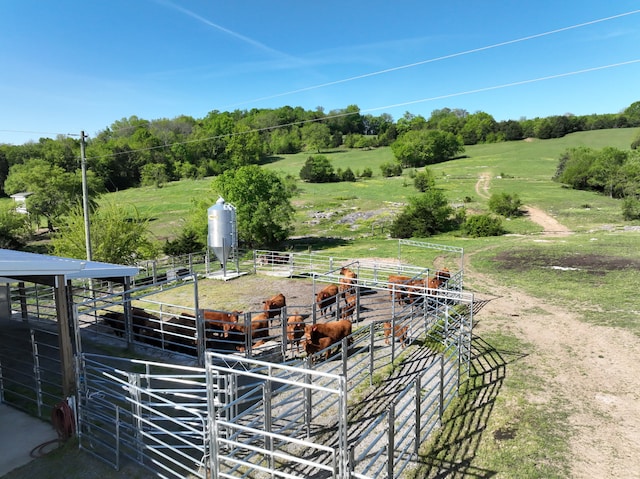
[84,58,640,163]
[221,9,640,110]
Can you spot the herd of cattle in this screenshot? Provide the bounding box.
[100,266,451,361]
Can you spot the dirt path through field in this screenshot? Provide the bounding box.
[470,174,640,477]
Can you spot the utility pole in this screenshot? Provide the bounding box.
[80,131,92,261]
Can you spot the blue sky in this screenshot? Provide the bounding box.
[1,1,639,145]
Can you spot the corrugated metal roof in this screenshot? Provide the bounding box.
[0,249,139,282]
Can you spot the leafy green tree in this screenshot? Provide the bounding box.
[340,167,356,182]
[414,169,435,192]
[391,129,464,167]
[0,209,31,249]
[299,155,337,183]
[301,122,331,153]
[140,163,168,188]
[212,165,294,247]
[461,214,505,237]
[631,130,640,150]
[360,167,373,178]
[225,123,265,167]
[623,101,640,127]
[390,190,453,238]
[488,192,523,217]
[459,111,497,145]
[163,230,205,256]
[622,197,640,220]
[51,202,157,264]
[4,158,103,231]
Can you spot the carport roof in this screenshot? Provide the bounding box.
[0,249,139,284]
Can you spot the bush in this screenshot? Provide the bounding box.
[360,167,373,178]
[622,197,640,220]
[389,190,453,238]
[488,192,523,217]
[414,169,435,192]
[380,161,403,177]
[163,230,205,256]
[461,214,505,237]
[340,167,356,182]
[299,155,337,183]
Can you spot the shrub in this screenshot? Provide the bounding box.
[163,230,205,256]
[461,214,505,237]
[488,192,523,217]
[380,161,403,177]
[622,197,640,220]
[340,167,356,182]
[299,155,337,183]
[414,169,435,192]
[360,167,373,178]
[390,190,453,238]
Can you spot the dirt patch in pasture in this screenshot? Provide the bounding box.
[492,250,640,274]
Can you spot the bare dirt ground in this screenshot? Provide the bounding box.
[469,174,640,478]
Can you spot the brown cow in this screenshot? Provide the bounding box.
[341,292,357,321]
[338,267,357,296]
[316,284,339,316]
[305,319,352,345]
[387,274,413,304]
[305,336,336,361]
[201,309,241,338]
[286,314,306,353]
[263,293,286,319]
[383,321,409,349]
[101,307,161,344]
[227,312,270,352]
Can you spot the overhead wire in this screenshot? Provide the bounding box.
[220,9,640,109]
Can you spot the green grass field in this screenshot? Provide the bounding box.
[9,127,640,478]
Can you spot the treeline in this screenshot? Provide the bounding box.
[2,101,639,198]
[554,146,640,219]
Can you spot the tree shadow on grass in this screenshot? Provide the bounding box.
[285,236,352,251]
[413,335,528,478]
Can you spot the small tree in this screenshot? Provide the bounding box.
[414,169,435,192]
[0,209,31,249]
[51,202,158,264]
[461,214,505,237]
[141,163,168,188]
[380,161,403,177]
[360,167,373,178]
[213,165,294,247]
[340,167,356,182]
[299,155,337,183]
[488,192,523,217]
[622,196,640,220]
[390,190,453,238]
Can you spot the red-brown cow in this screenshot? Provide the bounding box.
[201,309,241,338]
[387,274,414,304]
[263,293,286,319]
[286,314,306,353]
[338,267,357,296]
[227,312,270,352]
[305,336,335,361]
[305,319,352,344]
[341,292,357,321]
[383,321,409,349]
[316,284,339,316]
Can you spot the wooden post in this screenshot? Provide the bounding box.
[54,275,75,396]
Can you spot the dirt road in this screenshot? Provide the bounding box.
[470,174,640,478]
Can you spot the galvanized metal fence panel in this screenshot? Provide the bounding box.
[77,354,221,478]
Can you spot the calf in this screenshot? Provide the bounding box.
[341,292,357,321]
[201,309,241,338]
[263,293,286,319]
[383,321,409,349]
[316,284,339,316]
[286,314,306,353]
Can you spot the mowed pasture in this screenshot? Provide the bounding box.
[6,127,637,478]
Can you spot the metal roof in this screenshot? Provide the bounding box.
[0,249,139,284]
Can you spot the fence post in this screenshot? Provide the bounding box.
[305,359,312,438]
[342,336,348,378]
[369,323,375,386]
[263,377,273,472]
[415,376,421,455]
[439,353,445,426]
[387,404,395,479]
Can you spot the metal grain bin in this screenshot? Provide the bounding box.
[207,197,237,267]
